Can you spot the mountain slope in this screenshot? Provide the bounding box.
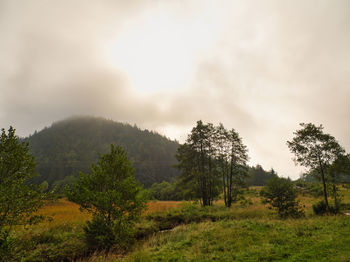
[24,116,179,187]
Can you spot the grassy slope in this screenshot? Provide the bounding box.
[125,217,350,262]
[120,187,350,262]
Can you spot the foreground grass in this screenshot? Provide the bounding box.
[123,217,350,262]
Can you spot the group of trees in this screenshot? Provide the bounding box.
[176,121,249,207]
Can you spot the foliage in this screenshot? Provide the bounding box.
[176,121,221,206]
[0,127,46,259]
[148,181,184,201]
[312,200,339,215]
[287,123,345,213]
[214,124,249,207]
[24,116,179,188]
[247,165,277,186]
[65,145,147,251]
[176,121,249,206]
[261,176,304,218]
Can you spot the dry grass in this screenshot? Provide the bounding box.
[33,185,349,230]
[144,201,183,215]
[37,199,91,227]
[35,199,183,227]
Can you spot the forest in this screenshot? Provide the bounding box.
[23,116,179,188]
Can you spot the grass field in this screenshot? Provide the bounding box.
[9,186,350,262]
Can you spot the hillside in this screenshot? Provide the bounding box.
[24,116,179,187]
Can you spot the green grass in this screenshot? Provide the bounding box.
[124,217,350,262]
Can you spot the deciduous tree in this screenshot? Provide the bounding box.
[287,123,345,212]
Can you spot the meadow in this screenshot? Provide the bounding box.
[10,186,350,262]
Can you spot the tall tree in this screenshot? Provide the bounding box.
[214,124,230,206]
[176,121,220,206]
[287,123,345,212]
[176,121,248,207]
[0,127,45,258]
[226,128,249,207]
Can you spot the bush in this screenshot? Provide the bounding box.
[312,201,340,215]
[261,177,304,218]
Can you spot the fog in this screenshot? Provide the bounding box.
[1,0,350,178]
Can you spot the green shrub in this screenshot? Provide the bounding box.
[312,201,340,215]
[261,177,304,218]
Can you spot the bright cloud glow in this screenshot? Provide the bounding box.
[102,4,231,93]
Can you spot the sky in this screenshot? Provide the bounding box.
[1,0,350,179]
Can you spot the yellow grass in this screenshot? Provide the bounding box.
[144,201,183,215]
[37,199,91,227]
[34,185,350,229]
[35,199,183,227]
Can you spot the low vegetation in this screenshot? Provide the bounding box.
[3,184,348,261]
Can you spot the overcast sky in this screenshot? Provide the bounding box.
[1,0,349,179]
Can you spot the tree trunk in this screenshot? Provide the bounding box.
[318,156,329,212]
[222,160,227,207]
[333,184,338,208]
[227,156,234,207]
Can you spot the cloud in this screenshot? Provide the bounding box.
[1,0,350,179]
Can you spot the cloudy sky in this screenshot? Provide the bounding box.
[1,0,349,179]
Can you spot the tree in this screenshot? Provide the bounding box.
[261,176,304,218]
[176,121,249,207]
[227,128,249,206]
[176,121,221,206]
[65,145,147,250]
[287,123,345,212]
[215,126,249,207]
[0,127,45,257]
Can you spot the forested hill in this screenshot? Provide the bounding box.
[24,116,179,188]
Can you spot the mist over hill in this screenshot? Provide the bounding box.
[24,116,179,187]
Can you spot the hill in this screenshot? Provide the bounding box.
[24,116,179,188]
